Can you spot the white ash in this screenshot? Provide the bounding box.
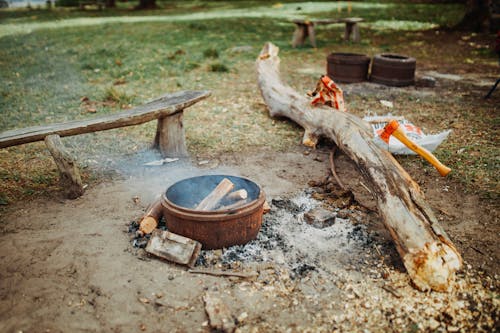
[199,191,376,279]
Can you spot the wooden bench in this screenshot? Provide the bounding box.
[292,17,364,48]
[0,90,210,198]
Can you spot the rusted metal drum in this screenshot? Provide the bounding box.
[327,52,370,83]
[370,53,416,86]
[161,175,265,250]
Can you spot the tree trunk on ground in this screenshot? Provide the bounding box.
[256,42,462,292]
[455,0,490,32]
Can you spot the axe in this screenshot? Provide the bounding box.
[380,120,451,176]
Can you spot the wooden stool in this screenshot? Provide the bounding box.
[292,18,364,47]
[343,17,363,42]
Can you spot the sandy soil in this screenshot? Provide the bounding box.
[0,145,497,333]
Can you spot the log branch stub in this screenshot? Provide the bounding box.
[256,42,462,292]
[44,134,84,199]
[156,111,189,158]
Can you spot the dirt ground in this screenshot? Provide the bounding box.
[0,142,498,332]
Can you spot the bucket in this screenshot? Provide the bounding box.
[326,52,370,83]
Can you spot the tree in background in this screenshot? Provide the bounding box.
[455,0,492,32]
[135,0,157,10]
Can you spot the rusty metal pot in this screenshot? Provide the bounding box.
[370,53,416,86]
[161,175,265,250]
[327,52,370,83]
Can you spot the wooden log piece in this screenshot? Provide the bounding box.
[256,42,462,292]
[44,134,84,199]
[139,198,164,234]
[217,199,248,211]
[145,230,201,268]
[156,111,189,158]
[196,178,235,211]
[225,189,248,201]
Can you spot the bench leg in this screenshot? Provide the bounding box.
[344,22,360,42]
[351,23,360,42]
[44,134,85,199]
[307,23,317,48]
[155,111,189,158]
[292,24,307,47]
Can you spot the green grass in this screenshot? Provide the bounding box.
[1,1,498,204]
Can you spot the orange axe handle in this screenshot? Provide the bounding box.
[381,120,451,177]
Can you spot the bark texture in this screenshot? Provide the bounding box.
[256,42,462,292]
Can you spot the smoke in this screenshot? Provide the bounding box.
[63,133,246,206]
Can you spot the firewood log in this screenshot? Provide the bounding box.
[256,42,462,292]
[196,178,235,211]
[139,198,163,234]
[226,189,248,201]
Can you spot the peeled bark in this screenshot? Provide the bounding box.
[256,42,462,292]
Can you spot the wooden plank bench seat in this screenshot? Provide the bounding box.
[0,90,210,198]
[292,17,364,48]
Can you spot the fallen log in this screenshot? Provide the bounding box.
[256,42,462,292]
[196,178,235,211]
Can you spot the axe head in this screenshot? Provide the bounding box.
[380,120,400,144]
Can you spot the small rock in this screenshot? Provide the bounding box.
[138,297,150,304]
[428,318,440,330]
[237,311,248,323]
[416,76,436,88]
[304,207,336,228]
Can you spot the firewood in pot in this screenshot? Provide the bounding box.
[196,178,235,211]
[225,189,248,201]
[139,198,163,234]
[217,199,248,211]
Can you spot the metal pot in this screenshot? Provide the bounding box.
[370,53,416,86]
[327,52,371,83]
[161,175,265,250]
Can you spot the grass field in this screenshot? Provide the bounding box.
[0,1,498,205]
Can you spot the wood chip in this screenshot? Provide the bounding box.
[203,292,235,333]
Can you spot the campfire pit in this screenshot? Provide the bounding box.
[161,175,265,249]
